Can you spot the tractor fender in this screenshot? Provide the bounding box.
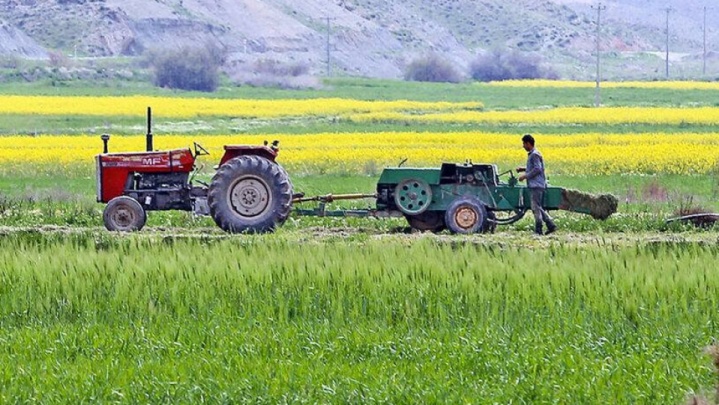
[218,145,278,167]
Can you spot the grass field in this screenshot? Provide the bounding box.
[2,77,719,403]
[0,233,718,403]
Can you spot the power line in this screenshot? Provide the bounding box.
[591,2,606,107]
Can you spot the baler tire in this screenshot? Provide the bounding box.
[208,155,292,234]
[103,196,146,232]
[444,196,487,234]
[405,211,445,232]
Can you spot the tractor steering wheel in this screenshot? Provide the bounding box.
[194,142,210,158]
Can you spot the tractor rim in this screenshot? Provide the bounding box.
[454,206,478,230]
[110,203,136,229]
[229,176,271,217]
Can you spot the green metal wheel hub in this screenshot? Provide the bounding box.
[394,178,432,215]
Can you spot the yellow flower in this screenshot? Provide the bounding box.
[3,132,719,175]
[348,107,719,125]
[0,96,482,118]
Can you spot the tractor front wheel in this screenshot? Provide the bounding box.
[103,196,146,232]
[208,155,292,233]
[444,196,487,234]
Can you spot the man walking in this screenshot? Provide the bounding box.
[516,134,557,235]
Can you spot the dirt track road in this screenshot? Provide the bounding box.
[2,225,717,249]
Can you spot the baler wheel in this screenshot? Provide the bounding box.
[444,196,487,234]
[103,196,146,232]
[208,155,292,233]
[405,211,445,232]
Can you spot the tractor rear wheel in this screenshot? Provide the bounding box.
[405,211,445,232]
[444,196,487,234]
[208,155,292,233]
[103,196,146,232]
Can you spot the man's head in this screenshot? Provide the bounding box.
[522,134,535,152]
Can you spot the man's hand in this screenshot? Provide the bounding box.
[518,175,527,182]
[516,166,526,173]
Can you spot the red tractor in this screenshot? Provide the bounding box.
[95,108,292,233]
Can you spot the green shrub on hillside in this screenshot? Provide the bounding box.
[470,49,559,82]
[149,45,225,92]
[404,54,462,83]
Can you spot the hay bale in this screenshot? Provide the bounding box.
[560,189,618,220]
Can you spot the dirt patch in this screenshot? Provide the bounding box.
[2,225,719,251]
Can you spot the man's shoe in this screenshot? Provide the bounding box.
[545,226,557,235]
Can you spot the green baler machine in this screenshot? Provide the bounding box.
[295,162,618,234]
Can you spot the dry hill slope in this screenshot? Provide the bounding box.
[0,18,47,58]
[0,0,715,79]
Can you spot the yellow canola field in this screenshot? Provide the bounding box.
[486,80,719,90]
[0,95,482,118]
[2,132,718,175]
[350,106,719,125]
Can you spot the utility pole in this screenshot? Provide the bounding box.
[703,6,707,76]
[591,3,606,107]
[665,7,672,79]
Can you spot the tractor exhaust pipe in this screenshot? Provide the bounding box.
[101,133,110,154]
[146,106,153,152]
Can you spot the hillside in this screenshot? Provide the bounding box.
[0,18,47,58]
[0,0,716,80]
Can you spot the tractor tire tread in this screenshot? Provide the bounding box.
[208,155,292,233]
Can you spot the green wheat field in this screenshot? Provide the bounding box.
[2,78,719,403]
